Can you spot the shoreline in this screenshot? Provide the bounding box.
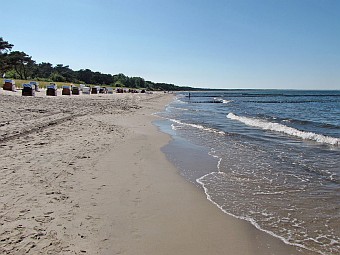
[155,117,322,255]
[0,91,316,254]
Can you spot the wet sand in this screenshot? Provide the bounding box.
[0,89,315,254]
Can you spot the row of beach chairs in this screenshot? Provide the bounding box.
[2,80,116,96]
[3,80,145,96]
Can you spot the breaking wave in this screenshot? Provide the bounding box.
[169,119,225,135]
[227,113,340,146]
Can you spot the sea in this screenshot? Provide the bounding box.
[155,90,340,255]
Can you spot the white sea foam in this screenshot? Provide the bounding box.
[227,113,340,146]
[208,149,222,171]
[222,99,232,104]
[167,106,189,111]
[170,124,177,130]
[169,119,226,135]
[253,191,286,195]
[196,172,322,255]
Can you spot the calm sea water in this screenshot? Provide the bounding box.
[156,90,340,255]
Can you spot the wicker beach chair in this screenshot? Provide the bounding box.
[46,83,57,96]
[72,86,80,95]
[62,85,71,95]
[107,87,114,94]
[3,79,16,91]
[22,83,35,96]
[99,87,107,94]
[91,87,98,94]
[82,86,91,94]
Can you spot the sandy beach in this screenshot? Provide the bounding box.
[0,89,316,255]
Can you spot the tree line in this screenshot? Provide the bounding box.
[0,37,195,91]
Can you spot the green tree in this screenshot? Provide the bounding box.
[132,77,145,88]
[49,71,66,82]
[0,37,14,77]
[54,64,75,82]
[0,37,13,53]
[35,62,54,79]
[7,51,35,80]
[113,73,129,87]
[76,69,93,84]
[92,71,104,84]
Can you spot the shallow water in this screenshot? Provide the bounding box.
[156,90,340,255]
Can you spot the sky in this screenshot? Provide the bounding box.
[2,0,340,89]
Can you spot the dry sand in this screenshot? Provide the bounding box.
[0,89,316,254]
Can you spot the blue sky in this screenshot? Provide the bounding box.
[2,0,340,89]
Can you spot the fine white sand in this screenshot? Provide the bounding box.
[0,89,316,254]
